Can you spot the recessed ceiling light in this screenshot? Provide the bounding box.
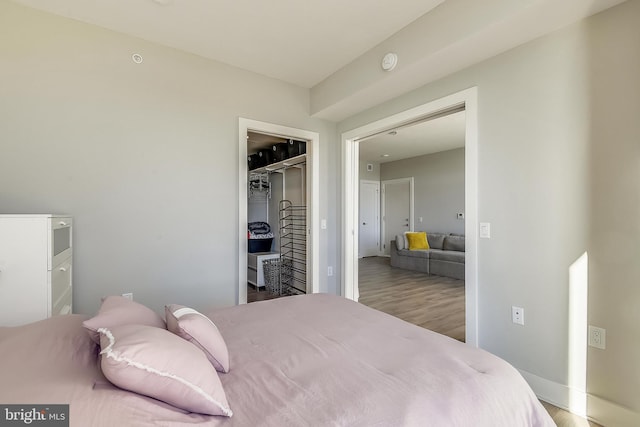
[381,154,390,158]
[151,0,172,5]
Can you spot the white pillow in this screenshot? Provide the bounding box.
[98,324,232,416]
[165,304,230,373]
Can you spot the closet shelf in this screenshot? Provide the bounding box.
[251,154,306,173]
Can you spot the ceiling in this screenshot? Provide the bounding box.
[359,111,465,164]
[11,0,627,121]
[10,0,443,88]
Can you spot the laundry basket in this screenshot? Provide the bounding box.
[262,258,282,295]
[262,258,294,296]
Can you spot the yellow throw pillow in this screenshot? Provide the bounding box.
[406,232,429,250]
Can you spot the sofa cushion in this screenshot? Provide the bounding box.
[406,232,429,250]
[429,249,465,263]
[443,235,465,252]
[395,235,405,250]
[426,233,446,250]
[398,249,430,259]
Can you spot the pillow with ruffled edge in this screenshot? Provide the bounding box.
[83,296,166,344]
[165,305,230,373]
[406,231,430,250]
[98,324,233,417]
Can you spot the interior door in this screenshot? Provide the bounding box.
[359,180,380,257]
[383,179,412,255]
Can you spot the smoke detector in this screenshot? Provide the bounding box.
[381,53,398,71]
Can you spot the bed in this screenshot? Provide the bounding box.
[0,293,554,426]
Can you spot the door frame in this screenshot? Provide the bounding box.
[381,177,414,255]
[238,118,320,305]
[341,87,479,347]
[358,179,381,257]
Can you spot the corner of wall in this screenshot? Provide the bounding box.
[520,369,640,427]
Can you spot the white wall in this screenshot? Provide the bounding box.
[0,1,339,315]
[381,148,464,235]
[338,1,640,424]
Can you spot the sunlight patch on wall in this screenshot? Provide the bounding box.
[568,251,588,417]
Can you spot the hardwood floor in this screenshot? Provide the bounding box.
[247,284,281,303]
[541,401,603,427]
[358,256,465,341]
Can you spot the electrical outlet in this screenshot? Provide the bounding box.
[122,293,133,301]
[327,266,333,276]
[512,306,524,325]
[588,325,606,349]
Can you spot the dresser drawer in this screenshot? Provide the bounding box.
[247,267,258,285]
[248,253,258,270]
[51,259,72,315]
[52,289,72,316]
[248,251,279,269]
[51,217,72,269]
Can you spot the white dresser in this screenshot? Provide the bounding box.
[0,215,73,326]
[247,252,279,289]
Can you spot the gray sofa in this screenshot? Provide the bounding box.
[389,232,465,280]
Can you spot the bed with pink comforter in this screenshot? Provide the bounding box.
[0,294,554,426]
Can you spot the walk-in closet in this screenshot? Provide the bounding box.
[246,131,308,302]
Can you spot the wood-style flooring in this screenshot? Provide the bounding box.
[247,284,280,303]
[358,256,465,341]
[541,401,603,427]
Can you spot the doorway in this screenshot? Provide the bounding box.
[238,118,320,305]
[358,180,380,257]
[381,178,414,256]
[341,88,479,346]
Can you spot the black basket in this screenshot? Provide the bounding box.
[271,143,289,162]
[248,154,260,170]
[248,238,273,253]
[287,139,306,157]
[257,148,273,165]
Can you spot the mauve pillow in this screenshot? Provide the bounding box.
[98,324,232,417]
[165,305,230,373]
[83,296,166,343]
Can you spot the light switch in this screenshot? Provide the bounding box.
[480,222,491,238]
[321,219,327,229]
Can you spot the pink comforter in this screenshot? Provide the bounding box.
[0,294,554,426]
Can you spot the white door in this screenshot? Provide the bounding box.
[359,180,380,257]
[382,178,413,255]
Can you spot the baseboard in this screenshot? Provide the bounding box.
[519,369,640,427]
